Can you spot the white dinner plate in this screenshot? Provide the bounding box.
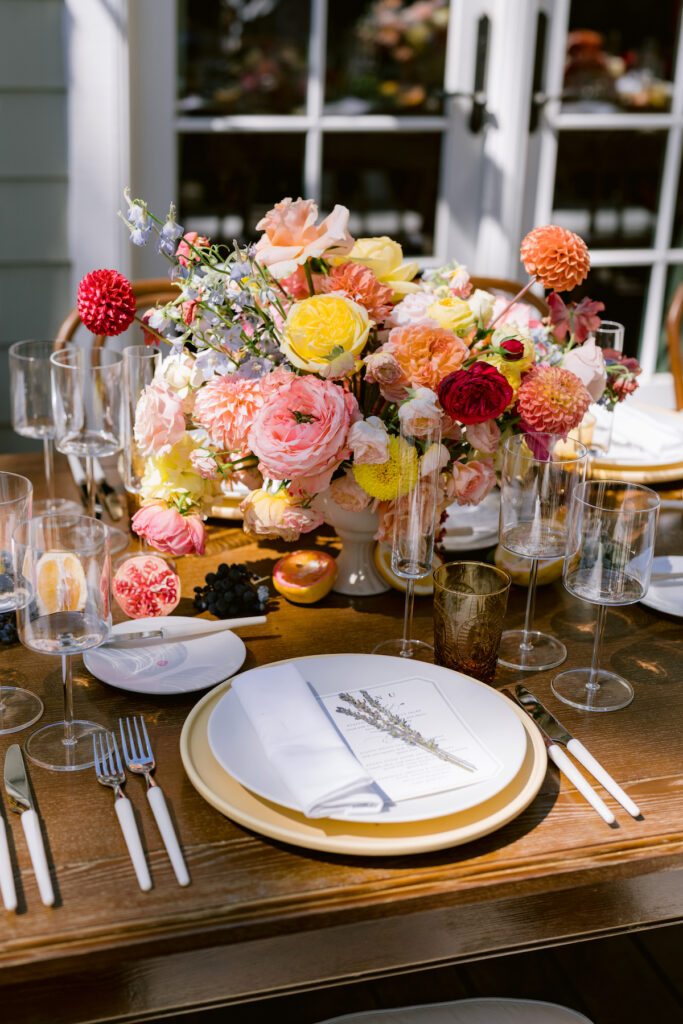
[83,616,246,695]
[439,489,500,552]
[207,654,526,824]
[640,557,683,618]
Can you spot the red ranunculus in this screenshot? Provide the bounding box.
[437,361,513,425]
[500,338,525,360]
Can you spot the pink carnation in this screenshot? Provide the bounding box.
[319,263,393,322]
[193,376,264,455]
[447,459,497,507]
[132,503,205,556]
[134,381,186,457]
[248,376,359,495]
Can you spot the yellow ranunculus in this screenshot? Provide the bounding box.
[140,433,215,507]
[346,236,420,299]
[281,293,371,377]
[427,295,476,337]
[479,326,535,400]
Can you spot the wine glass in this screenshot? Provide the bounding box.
[50,347,128,553]
[588,320,624,455]
[373,418,441,660]
[0,472,44,734]
[553,480,659,712]
[497,433,589,671]
[8,340,81,516]
[13,513,110,770]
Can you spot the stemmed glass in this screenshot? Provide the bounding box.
[373,418,441,660]
[50,347,128,553]
[497,433,589,671]
[0,472,44,733]
[122,345,161,553]
[588,320,624,456]
[13,514,110,770]
[553,480,659,712]
[8,340,81,516]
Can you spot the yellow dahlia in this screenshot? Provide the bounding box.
[353,436,419,501]
[516,366,591,434]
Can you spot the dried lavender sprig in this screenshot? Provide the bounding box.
[336,692,475,772]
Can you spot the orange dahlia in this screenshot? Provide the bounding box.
[516,366,591,434]
[385,323,469,391]
[520,225,590,292]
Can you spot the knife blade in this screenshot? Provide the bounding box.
[502,689,616,826]
[4,745,54,906]
[513,685,641,820]
[93,459,125,521]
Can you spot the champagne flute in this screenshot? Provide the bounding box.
[14,514,110,770]
[553,480,659,712]
[8,340,81,516]
[588,320,624,455]
[497,433,588,671]
[373,419,441,660]
[122,345,161,501]
[0,472,44,734]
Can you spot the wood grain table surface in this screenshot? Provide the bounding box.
[0,453,681,1024]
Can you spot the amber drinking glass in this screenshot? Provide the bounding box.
[433,562,511,684]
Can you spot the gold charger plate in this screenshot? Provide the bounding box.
[589,458,683,484]
[180,660,547,857]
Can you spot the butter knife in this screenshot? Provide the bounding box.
[0,796,17,911]
[513,685,641,819]
[101,614,266,648]
[4,745,54,906]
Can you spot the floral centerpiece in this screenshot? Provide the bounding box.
[77,193,641,573]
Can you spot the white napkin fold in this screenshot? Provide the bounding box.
[230,664,384,819]
[609,405,683,460]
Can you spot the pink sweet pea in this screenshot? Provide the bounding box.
[253,197,354,279]
[132,503,205,556]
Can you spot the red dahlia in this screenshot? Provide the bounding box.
[77,269,136,336]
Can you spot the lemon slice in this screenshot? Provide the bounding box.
[374,543,442,596]
[35,552,87,615]
[493,545,564,587]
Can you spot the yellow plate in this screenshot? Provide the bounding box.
[180,657,547,857]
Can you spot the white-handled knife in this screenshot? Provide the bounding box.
[512,685,641,820]
[101,615,266,648]
[0,812,17,911]
[4,745,54,906]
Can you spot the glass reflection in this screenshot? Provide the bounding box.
[568,266,651,359]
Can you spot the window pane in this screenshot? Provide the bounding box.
[325,1,449,116]
[179,134,305,246]
[658,264,683,371]
[552,131,666,249]
[563,0,679,113]
[322,133,441,255]
[570,266,651,358]
[177,0,309,116]
[672,159,683,247]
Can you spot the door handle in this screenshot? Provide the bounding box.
[440,15,491,134]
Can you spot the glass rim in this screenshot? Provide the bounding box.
[123,344,160,357]
[433,560,511,596]
[12,512,109,545]
[594,320,624,332]
[50,347,123,368]
[504,432,589,465]
[0,471,32,504]
[8,339,57,361]
[573,479,660,514]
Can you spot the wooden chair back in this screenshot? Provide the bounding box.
[666,280,683,410]
[469,276,550,317]
[54,278,179,350]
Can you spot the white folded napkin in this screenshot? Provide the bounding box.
[230,664,385,819]
[609,405,683,461]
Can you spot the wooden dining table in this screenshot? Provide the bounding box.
[0,453,682,1024]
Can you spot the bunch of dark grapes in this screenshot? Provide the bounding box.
[0,611,18,645]
[193,563,269,619]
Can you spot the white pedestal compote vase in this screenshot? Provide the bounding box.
[318,497,389,597]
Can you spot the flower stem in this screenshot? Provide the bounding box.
[489,276,539,329]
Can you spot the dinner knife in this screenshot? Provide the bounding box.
[513,685,641,820]
[4,745,54,906]
[93,459,125,521]
[0,799,17,912]
[100,614,267,648]
[502,689,616,826]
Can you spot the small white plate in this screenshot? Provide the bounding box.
[207,654,526,824]
[439,489,500,552]
[641,556,683,618]
[84,616,246,695]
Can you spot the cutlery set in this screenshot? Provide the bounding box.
[0,717,188,911]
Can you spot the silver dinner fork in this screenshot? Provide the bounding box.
[93,732,152,892]
[119,717,190,887]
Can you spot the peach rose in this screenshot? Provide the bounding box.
[420,442,450,477]
[466,419,501,455]
[398,388,442,438]
[363,350,409,402]
[134,380,186,457]
[254,197,354,279]
[385,323,470,391]
[327,471,371,512]
[347,416,390,465]
[131,503,205,556]
[561,336,607,402]
[240,488,323,542]
[447,458,497,507]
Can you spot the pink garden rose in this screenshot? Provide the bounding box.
[385,290,439,330]
[189,449,219,479]
[248,376,360,495]
[466,419,501,455]
[253,197,354,279]
[347,416,390,465]
[240,488,323,542]
[327,471,371,512]
[132,503,205,556]
[134,381,186,457]
[447,458,497,507]
[561,336,607,402]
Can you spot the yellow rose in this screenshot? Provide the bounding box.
[281,293,371,377]
[140,433,215,507]
[347,236,420,299]
[427,295,476,337]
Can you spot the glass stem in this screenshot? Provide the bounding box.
[401,578,416,656]
[520,558,539,651]
[61,654,75,748]
[85,456,96,518]
[588,604,608,692]
[43,438,55,504]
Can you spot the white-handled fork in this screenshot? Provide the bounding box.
[119,717,190,887]
[93,733,152,892]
